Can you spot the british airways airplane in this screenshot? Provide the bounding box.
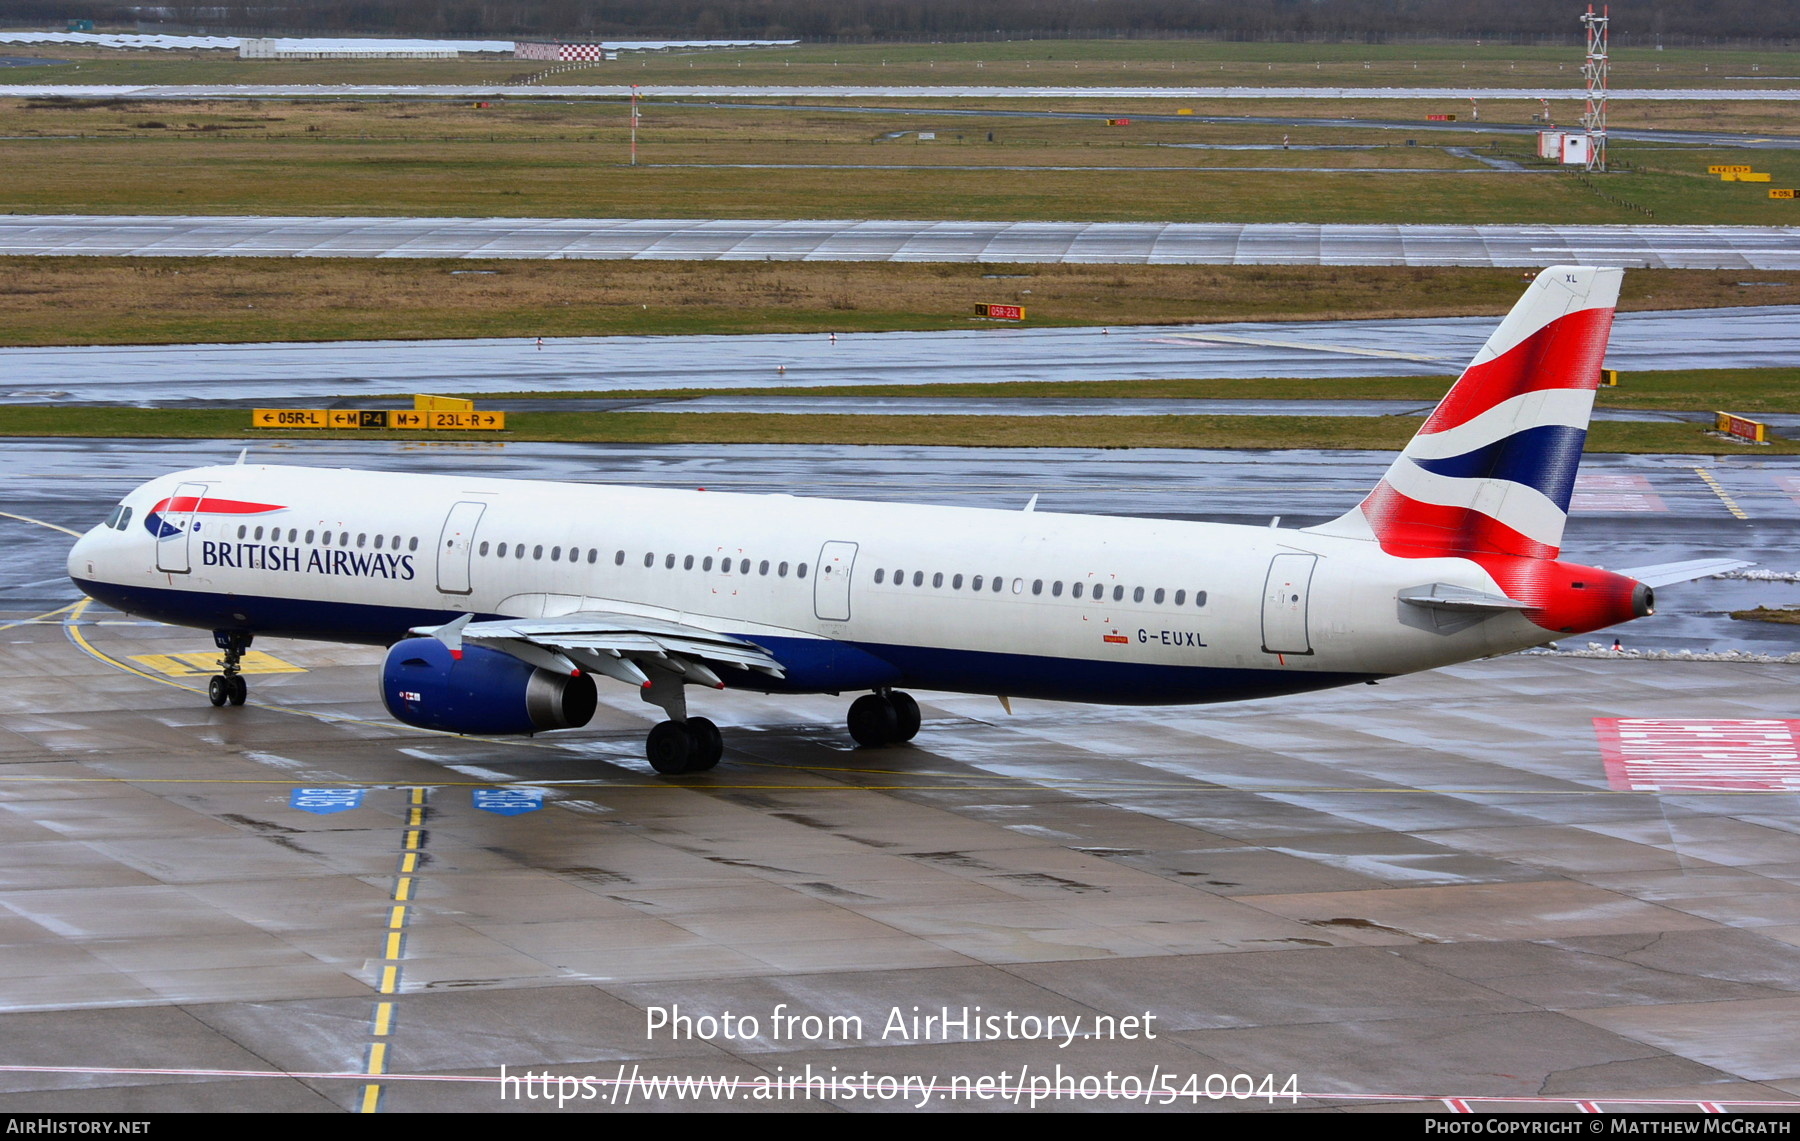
[66,267,1741,774]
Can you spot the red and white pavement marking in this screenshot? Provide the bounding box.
[1594,719,1800,792]
[1773,475,1800,506]
[1571,472,1669,513]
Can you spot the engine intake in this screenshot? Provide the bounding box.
[381,637,597,736]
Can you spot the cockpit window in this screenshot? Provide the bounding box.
[103,505,124,529]
[117,507,133,531]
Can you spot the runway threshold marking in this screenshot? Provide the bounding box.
[1693,466,1750,519]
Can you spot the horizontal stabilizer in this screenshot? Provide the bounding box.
[1617,558,1755,589]
[1398,582,1532,612]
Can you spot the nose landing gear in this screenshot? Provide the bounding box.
[206,630,251,707]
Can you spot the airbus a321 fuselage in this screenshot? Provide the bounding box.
[66,268,1740,774]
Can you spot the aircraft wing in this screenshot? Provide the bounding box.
[411,611,787,689]
[1617,559,1755,588]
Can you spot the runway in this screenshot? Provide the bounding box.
[2,438,1797,1112]
[4,306,1794,406]
[6,83,1800,101]
[7,215,1800,270]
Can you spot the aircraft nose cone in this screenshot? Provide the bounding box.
[67,526,100,581]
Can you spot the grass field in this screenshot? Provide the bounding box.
[0,403,1786,454]
[482,368,1800,416]
[4,260,1794,347]
[9,39,1800,91]
[4,93,1796,225]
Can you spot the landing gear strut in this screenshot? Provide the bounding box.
[207,630,251,708]
[847,689,921,748]
[639,666,724,775]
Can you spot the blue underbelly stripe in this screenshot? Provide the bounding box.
[71,577,1379,707]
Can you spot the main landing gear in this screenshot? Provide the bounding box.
[206,630,251,708]
[847,689,921,748]
[646,716,724,775]
[639,666,724,776]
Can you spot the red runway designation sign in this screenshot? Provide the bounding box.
[1594,719,1800,791]
[975,303,1026,321]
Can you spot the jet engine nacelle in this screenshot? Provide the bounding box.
[381,637,597,736]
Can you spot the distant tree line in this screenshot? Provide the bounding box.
[13,1,1800,42]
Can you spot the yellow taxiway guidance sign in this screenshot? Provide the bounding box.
[253,398,505,431]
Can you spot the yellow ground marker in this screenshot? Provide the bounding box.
[1693,467,1750,519]
[127,649,307,677]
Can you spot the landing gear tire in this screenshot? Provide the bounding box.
[647,720,695,775]
[847,693,899,748]
[887,691,921,742]
[226,674,247,706]
[208,675,228,707]
[685,717,724,772]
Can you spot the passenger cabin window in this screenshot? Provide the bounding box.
[797,563,808,579]
[874,569,885,584]
[684,555,694,570]
[479,542,490,556]
[1073,582,1084,599]
[1195,590,1208,608]
[614,550,625,566]
[408,537,419,552]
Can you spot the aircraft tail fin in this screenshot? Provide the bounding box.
[1308,265,1622,561]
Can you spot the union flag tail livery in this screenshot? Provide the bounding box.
[1317,266,1620,561]
[67,266,1748,774]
